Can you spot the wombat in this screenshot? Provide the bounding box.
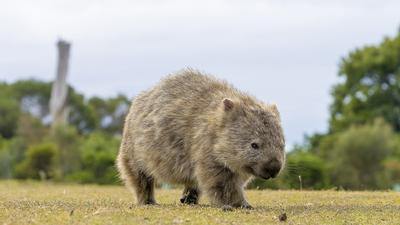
[116,69,285,208]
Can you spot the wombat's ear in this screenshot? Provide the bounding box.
[269,104,281,119]
[223,98,234,111]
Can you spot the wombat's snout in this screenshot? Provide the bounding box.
[261,159,282,179]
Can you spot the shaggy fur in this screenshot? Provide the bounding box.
[116,69,285,208]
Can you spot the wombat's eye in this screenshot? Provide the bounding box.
[251,143,259,149]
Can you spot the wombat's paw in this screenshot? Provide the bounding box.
[240,204,253,210]
[180,194,198,205]
[232,202,253,209]
[221,205,234,211]
[180,188,199,205]
[143,199,157,205]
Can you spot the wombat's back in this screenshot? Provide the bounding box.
[134,70,229,112]
[131,69,256,121]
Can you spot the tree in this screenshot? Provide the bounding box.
[330,30,400,132]
[16,113,49,145]
[12,80,52,120]
[10,80,98,134]
[88,95,130,135]
[0,92,20,138]
[67,87,98,133]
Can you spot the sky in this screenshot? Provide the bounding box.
[1,0,399,148]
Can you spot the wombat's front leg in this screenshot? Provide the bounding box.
[197,163,252,209]
[180,186,200,205]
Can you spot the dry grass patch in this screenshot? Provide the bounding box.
[0,181,399,225]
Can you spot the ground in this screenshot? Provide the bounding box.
[0,181,399,225]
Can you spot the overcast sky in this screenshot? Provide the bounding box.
[1,0,399,148]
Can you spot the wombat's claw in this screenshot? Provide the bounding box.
[240,204,253,210]
[180,196,186,203]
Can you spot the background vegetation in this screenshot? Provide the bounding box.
[1,30,400,190]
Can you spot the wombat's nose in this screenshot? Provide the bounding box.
[263,159,281,178]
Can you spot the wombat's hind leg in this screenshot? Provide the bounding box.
[117,155,156,205]
[134,170,157,205]
[180,186,200,205]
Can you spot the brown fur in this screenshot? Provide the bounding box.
[116,69,285,208]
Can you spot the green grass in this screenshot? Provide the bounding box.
[0,181,399,225]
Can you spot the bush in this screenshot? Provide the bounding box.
[48,125,82,177]
[15,143,59,180]
[329,119,395,190]
[0,137,13,178]
[384,158,400,188]
[283,151,329,189]
[66,132,120,184]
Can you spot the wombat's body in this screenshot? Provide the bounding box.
[117,69,285,208]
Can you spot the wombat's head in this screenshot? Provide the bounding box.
[214,98,285,180]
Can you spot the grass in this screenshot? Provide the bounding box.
[0,181,399,225]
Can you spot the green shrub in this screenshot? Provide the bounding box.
[383,158,400,188]
[15,143,59,180]
[329,119,395,190]
[283,151,329,189]
[48,125,82,177]
[0,137,13,178]
[66,132,120,184]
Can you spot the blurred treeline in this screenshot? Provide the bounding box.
[252,30,400,190]
[1,30,400,190]
[0,81,129,184]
